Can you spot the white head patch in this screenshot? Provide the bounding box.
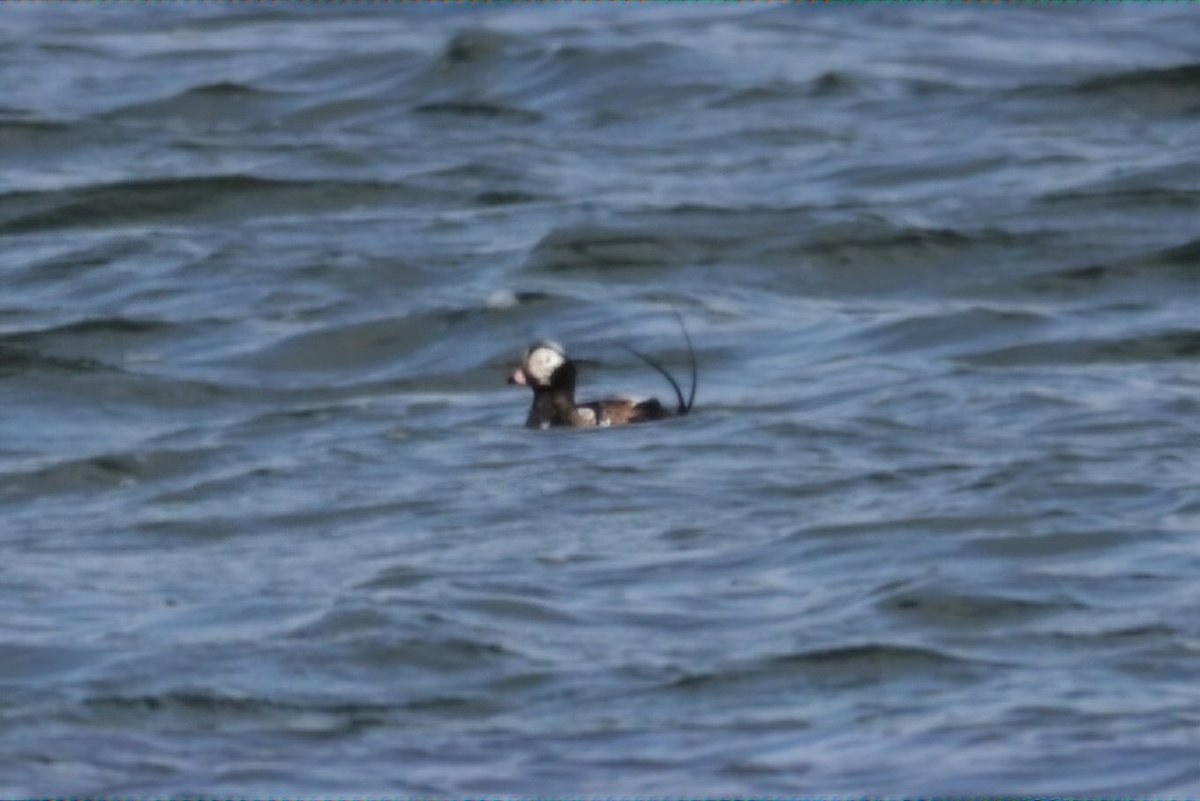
[523,342,566,386]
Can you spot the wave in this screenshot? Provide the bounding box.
[2,447,217,500]
[1075,62,1200,96]
[671,642,975,691]
[1,316,171,343]
[959,328,1200,368]
[413,100,541,124]
[0,175,435,234]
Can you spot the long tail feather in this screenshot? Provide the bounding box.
[620,344,688,415]
[673,309,697,414]
[620,311,697,416]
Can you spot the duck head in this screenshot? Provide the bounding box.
[507,341,575,392]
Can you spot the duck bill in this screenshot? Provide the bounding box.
[507,367,528,386]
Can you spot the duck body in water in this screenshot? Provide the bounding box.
[507,315,697,429]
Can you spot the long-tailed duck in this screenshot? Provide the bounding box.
[507,313,696,429]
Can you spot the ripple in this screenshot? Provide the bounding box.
[413,101,542,124]
[0,344,108,377]
[1072,62,1200,114]
[856,305,1046,355]
[959,328,1200,368]
[2,448,217,500]
[0,316,172,343]
[527,225,717,273]
[877,588,1077,629]
[672,642,978,693]
[1011,237,1200,297]
[104,80,281,124]
[0,175,441,234]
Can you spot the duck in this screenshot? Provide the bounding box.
[507,313,696,429]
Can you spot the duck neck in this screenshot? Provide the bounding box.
[526,387,577,428]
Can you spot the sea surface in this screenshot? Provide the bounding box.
[2,3,1200,796]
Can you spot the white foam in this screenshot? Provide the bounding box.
[486,289,518,310]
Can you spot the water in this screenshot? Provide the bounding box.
[3,4,1200,796]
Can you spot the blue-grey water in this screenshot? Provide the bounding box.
[3,4,1200,796]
